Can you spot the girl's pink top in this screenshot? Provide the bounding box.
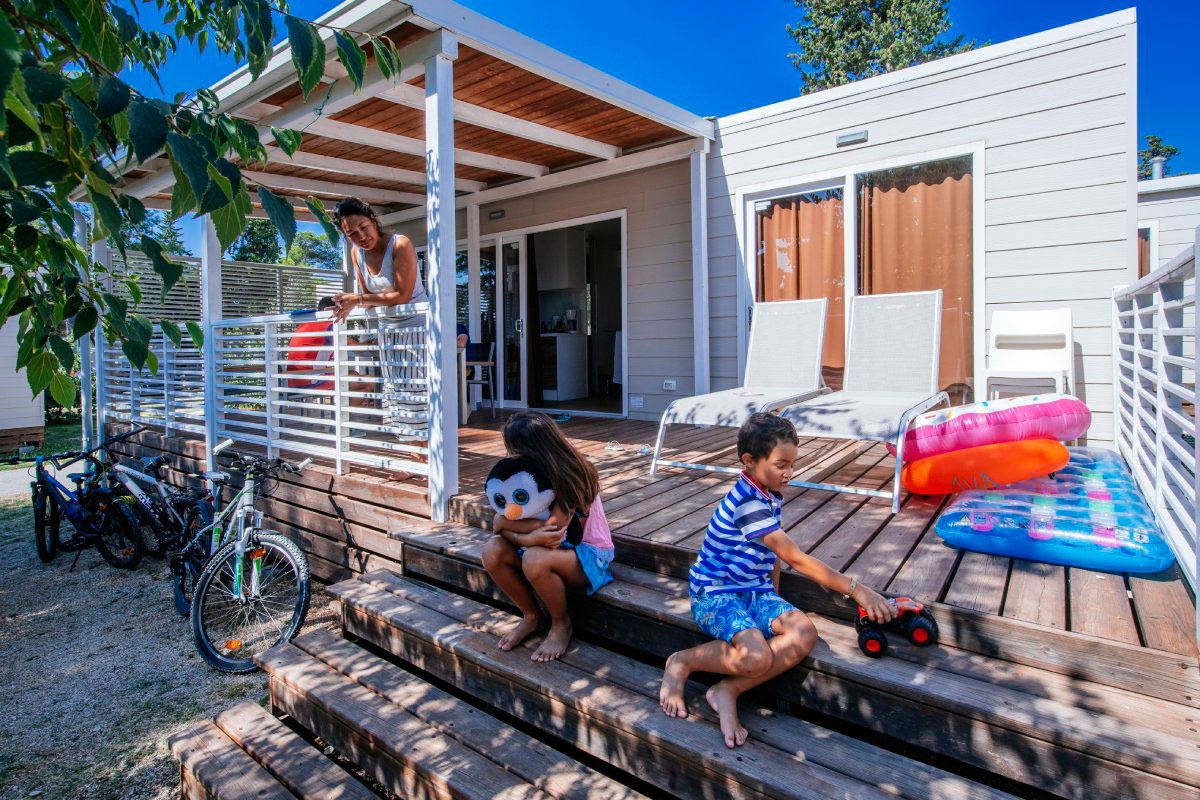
[581,495,614,550]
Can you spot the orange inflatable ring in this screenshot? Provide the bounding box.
[901,439,1069,495]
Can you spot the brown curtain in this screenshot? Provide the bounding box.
[756,190,845,388]
[857,157,973,404]
[1138,228,1151,278]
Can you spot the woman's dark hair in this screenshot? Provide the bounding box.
[737,412,799,461]
[502,411,600,514]
[333,197,383,235]
[316,296,337,311]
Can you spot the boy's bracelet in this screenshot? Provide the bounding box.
[842,576,858,601]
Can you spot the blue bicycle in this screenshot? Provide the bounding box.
[21,429,145,570]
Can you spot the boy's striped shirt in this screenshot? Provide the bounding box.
[689,472,782,594]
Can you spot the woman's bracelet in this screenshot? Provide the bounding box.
[842,576,858,601]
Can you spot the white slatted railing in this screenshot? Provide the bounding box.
[1112,239,1198,591]
[99,330,206,434]
[207,305,430,475]
[219,259,344,318]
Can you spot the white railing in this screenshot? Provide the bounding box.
[206,304,430,476]
[219,259,344,319]
[1112,239,1198,590]
[99,330,206,435]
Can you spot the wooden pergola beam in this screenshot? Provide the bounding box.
[264,148,486,193]
[379,82,621,160]
[242,169,424,206]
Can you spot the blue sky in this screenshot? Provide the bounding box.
[137,1,1194,253]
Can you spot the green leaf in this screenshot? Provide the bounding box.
[95,76,131,119]
[15,331,32,368]
[0,16,21,104]
[285,16,325,99]
[22,67,66,105]
[185,321,203,349]
[48,334,74,371]
[123,280,141,304]
[271,127,302,157]
[14,225,37,251]
[9,200,39,225]
[118,194,146,226]
[26,351,55,396]
[169,158,197,219]
[6,152,66,188]
[111,6,138,45]
[373,35,397,80]
[159,319,182,348]
[7,296,32,316]
[63,296,83,319]
[210,193,248,252]
[144,349,159,375]
[90,191,123,242]
[64,93,99,146]
[49,371,76,408]
[206,162,234,203]
[304,195,340,248]
[128,313,152,344]
[128,101,169,163]
[139,236,183,294]
[166,132,211,207]
[72,306,98,339]
[5,88,43,150]
[102,292,127,321]
[335,31,366,90]
[51,0,81,46]
[121,339,148,370]
[257,186,296,250]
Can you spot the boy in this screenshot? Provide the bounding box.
[658,412,895,748]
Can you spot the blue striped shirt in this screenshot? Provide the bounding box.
[689,473,783,594]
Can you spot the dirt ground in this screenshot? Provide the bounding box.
[0,496,338,799]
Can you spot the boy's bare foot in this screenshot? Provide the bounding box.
[498,615,542,651]
[706,682,749,748]
[658,652,690,718]
[531,620,572,662]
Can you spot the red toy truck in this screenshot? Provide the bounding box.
[855,597,939,657]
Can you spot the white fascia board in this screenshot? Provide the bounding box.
[242,169,424,205]
[379,138,701,225]
[1138,174,1200,196]
[304,118,548,178]
[406,0,714,141]
[380,82,621,159]
[718,7,1137,128]
[140,195,319,222]
[266,149,486,193]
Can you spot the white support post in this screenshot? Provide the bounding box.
[1193,226,1200,644]
[425,35,460,522]
[73,210,95,448]
[92,240,110,437]
[264,320,277,459]
[689,139,711,396]
[333,321,345,475]
[162,336,173,432]
[467,203,481,408]
[201,217,222,472]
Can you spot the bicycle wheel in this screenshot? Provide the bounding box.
[122,495,167,558]
[88,495,143,569]
[173,503,214,616]
[33,485,59,563]
[191,531,311,673]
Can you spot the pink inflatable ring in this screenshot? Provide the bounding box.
[891,394,1091,463]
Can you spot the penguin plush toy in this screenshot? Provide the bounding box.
[485,456,584,546]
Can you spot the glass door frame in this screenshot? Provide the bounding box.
[733,142,986,401]
[492,235,528,409]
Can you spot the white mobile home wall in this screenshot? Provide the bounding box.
[0,321,44,432]
[1138,176,1200,269]
[705,9,1137,447]
[388,159,694,421]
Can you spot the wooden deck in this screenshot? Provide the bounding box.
[451,413,1199,657]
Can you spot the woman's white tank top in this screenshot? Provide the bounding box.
[355,236,429,305]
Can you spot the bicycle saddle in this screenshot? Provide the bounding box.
[201,470,230,484]
[66,472,91,484]
[140,455,169,470]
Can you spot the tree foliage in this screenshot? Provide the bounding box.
[1138,135,1184,179]
[0,0,405,402]
[281,230,340,269]
[787,0,977,94]
[229,218,282,264]
[120,209,189,255]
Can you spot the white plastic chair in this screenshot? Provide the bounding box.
[650,298,828,476]
[978,308,1074,398]
[780,291,948,513]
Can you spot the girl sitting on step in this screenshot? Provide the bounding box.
[482,411,615,663]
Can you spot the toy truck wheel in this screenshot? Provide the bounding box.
[858,630,888,658]
[908,616,938,647]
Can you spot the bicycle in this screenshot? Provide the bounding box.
[13,429,146,570]
[187,442,313,673]
[104,450,214,565]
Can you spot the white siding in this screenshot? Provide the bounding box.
[706,10,1137,447]
[1139,183,1200,268]
[385,161,694,421]
[0,321,44,431]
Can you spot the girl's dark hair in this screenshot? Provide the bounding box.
[333,197,383,235]
[502,411,600,514]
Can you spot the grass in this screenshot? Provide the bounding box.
[0,422,83,470]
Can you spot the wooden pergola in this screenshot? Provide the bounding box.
[107,0,716,520]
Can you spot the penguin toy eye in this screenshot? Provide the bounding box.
[492,494,507,508]
[513,489,530,505]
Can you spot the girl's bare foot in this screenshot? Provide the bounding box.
[658,652,690,718]
[498,614,542,651]
[532,619,572,662]
[706,682,749,748]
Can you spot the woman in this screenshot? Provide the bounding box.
[332,197,427,318]
[331,198,428,415]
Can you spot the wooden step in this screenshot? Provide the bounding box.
[169,701,375,799]
[256,628,649,800]
[329,570,1017,800]
[390,525,1200,800]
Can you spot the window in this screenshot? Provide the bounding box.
[1138,224,1157,278]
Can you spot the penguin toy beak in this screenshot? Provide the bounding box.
[504,504,524,521]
